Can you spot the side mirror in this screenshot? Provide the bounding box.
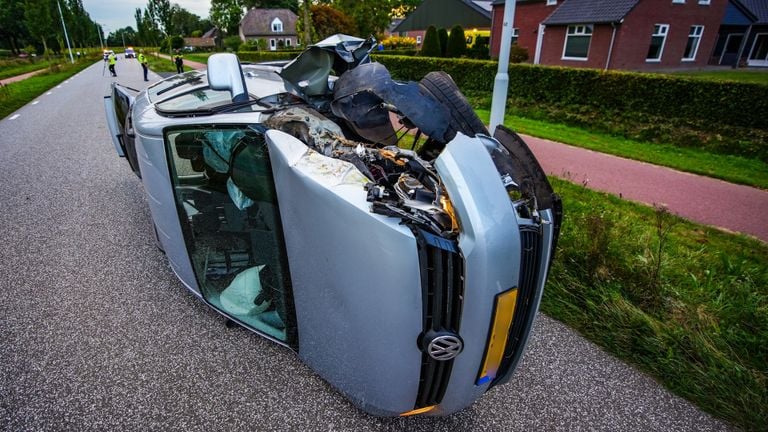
[207,53,249,103]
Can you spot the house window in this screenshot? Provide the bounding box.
[271,18,283,33]
[547,0,557,5]
[672,0,684,3]
[562,25,592,60]
[511,28,520,45]
[286,38,291,47]
[683,25,704,60]
[270,39,276,49]
[698,0,710,4]
[416,35,422,44]
[646,24,669,61]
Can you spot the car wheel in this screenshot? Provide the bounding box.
[418,71,488,158]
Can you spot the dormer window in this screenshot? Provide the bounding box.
[271,18,283,33]
[547,0,557,5]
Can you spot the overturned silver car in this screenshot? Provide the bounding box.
[104,35,562,417]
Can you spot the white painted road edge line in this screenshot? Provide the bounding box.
[10,114,20,120]
[32,101,39,105]
[46,92,52,95]
[56,85,62,88]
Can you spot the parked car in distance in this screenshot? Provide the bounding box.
[104,34,562,417]
[124,47,136,58]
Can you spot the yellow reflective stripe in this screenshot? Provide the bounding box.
[400,405,436,417]
[477,288,518,382]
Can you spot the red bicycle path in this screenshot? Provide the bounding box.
[523,134,768,242]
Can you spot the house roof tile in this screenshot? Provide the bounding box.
[543,0,640,25]
[240,8,298,36]
[739,0,768,23]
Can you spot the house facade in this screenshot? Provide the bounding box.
[491,0,730,70]
[711,0,768,66]
[239,8,299,51]
[393,0,493,46]
[490,0,562,58]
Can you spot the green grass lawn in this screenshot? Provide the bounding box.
[184,52,213,64]
[475,109,768,190]
[144,53,195,73]
[0,59,97,119]
[547,177,767,430]
[667,68,768,85]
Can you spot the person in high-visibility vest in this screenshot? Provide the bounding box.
[173,50,184,74]
[108,52,117,77]
[138,50,149,81]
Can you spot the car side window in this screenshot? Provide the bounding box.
[164,126,296,345]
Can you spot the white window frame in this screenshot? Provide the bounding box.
[511,27,520,44]
[547,0,557,5]
[271,18,283,33]
[646,24,669,62]
[270,38,276,50]
[698,0,711,4]
[416,35,422,44]
[285,38,291,47]
[682,25,704,61]
[672,0,685,3]
[561,24,593,61]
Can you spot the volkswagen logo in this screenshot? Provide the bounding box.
[426,334,463,361]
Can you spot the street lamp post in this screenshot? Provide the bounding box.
[57,0,75,64]
[489,0,517,135]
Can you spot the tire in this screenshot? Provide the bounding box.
[419,71,488,142]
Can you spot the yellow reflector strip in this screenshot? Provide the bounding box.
[477,288,518,384]
[400,405,436,417]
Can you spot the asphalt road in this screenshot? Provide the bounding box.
[0,60,734,431]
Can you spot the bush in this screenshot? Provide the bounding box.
[381,36,417,50]
[438,28,448,57]
[372,55,768,160]
[509,43,529,63]
[223,35,242,52]
[236,51,299,63]
[420,26,441,57]
[446,25,466,58]
[170,35,185,50]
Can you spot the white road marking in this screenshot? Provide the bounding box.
[10,114,20,120]
[32,101,39,105]
[56,85,62,88]
[46,92,52,95]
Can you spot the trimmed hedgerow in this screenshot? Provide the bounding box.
[372,55,768,161]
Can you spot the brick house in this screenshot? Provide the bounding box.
[490,0,563,58]
[239,8,299,51]
[393,0,493,47]
[491,0,729,70]
[711,0,768,66]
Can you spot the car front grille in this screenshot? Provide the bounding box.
[491,224,542,386]
[412,229,464,409]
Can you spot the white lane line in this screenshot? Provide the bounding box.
[10,114,20,120]
[56,85,62,88]
[32,101,39,105]
[46,92,52,95]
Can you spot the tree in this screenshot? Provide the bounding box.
[242,0,299,12]
[420,25,440,58]
[24,0,53,57]
[170,5,204,37]
[330,0,393,38]
[210,0,244,35]
[446,25,465,58]
[437,28,448,57]
[148,0,172,35]
[309,4,356,40]
[0,0,30,53]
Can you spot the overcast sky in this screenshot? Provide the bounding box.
[81,0,212,35]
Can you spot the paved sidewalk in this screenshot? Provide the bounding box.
[0,68,47,86]
[523,135,768,242]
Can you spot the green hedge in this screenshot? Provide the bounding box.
[372,55,768,160]
[237,51,299,63]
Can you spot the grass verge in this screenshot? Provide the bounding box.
[474,109,768,190]
[546,177,767,430]
[0,60,97,120]
[666,69,768,85]
[0,60,55,80]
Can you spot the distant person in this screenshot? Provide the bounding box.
[108,52,117,77]
[173,50,184,74]
[138,50,149,81]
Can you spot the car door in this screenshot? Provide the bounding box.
[104,83,141,177]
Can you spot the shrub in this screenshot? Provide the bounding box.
[509,43,529,63]
[446,25,466,58]
[170,35,185,50]
[223,35,242,52]
[420,26,441,57]
[438,28,448,57]
[381,36,417,50]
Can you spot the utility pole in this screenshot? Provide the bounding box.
[489,0,517,135]
[57,0,75,64]
[97,24,104,50]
